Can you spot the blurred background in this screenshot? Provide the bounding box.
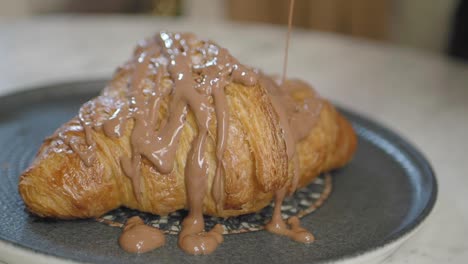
[0,0,467,61]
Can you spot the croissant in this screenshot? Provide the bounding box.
[19,31,356,253]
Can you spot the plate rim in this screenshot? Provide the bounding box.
[0,80,438,264]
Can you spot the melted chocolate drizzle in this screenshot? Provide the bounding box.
[58,1,322,252]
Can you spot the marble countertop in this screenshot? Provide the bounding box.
[0,16,467,263]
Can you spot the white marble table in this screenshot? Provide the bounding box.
[0,16,467,264]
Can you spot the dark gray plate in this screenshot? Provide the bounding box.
[0,80,437,264]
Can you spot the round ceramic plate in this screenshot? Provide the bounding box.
[0,80,437,264]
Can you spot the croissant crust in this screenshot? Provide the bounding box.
[19,37,356,219]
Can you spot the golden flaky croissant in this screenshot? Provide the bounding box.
[19,31,356,253]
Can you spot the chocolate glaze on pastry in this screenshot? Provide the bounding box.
[19,0,357,255]
[62,30,320,253]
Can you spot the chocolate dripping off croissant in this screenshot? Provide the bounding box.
[14,24,362,254]
[18,1,359,255]
[57,32,322,213]
[49,31,325,254]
